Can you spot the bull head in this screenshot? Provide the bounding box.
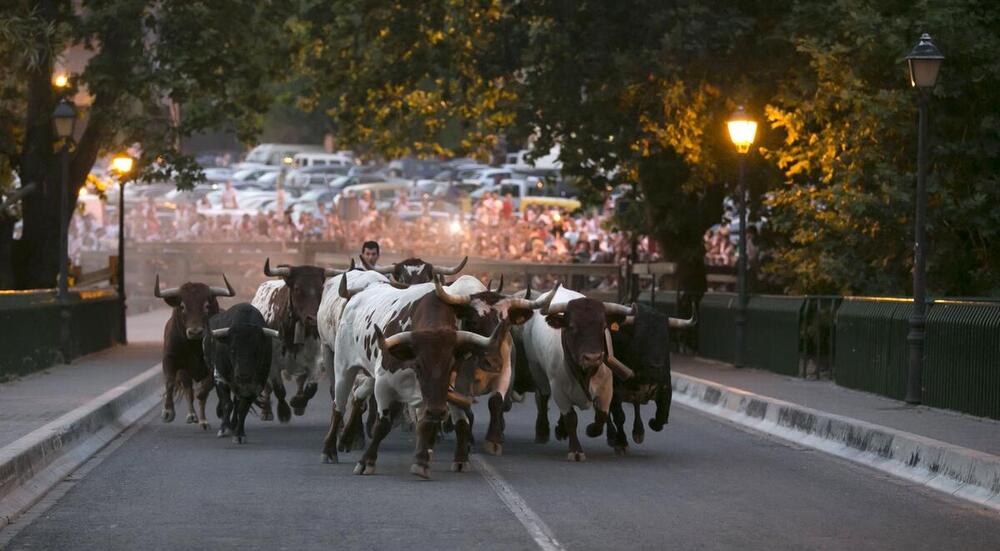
[155,274,234,339]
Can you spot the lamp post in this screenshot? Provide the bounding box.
[727,105,757,369]
[52,99,78,299]
[904,33,944,405]
[111,154,134,344]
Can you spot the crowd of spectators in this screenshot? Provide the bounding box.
[68,191,662,267]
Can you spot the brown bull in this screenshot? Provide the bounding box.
[360,256,467,284]
[155,274,235,428]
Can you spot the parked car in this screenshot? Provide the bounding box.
[386,157,442,180]
[334,182,413,209]
[236,143,325,169]
[291,152,354,169]
[471,178,581,212]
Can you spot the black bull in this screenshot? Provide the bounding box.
[605,303,695,453]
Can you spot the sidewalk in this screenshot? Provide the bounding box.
[0,309,169,449]
[672,355,1000,456]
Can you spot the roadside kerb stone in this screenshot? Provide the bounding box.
[672,371,1000,512]
[0,364,162,529]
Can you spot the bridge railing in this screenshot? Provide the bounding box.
[0,288,122,380]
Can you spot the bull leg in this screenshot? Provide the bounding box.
[259,383,274,421]
[161,362,177,423]
[649,383,671,432]
[609,397,629,453]
[365,395,377,438]
[338,396,367,453]
[451,417,472,473]
[561,409,585,462]
[483,392,506,456]
[410,415,440,479]
[321,408,343,464]
[633,403,646,443]
[179,373,197,424]
[534,392,551,443]
[586,408,609,438]
[216,383,234,438]
[272,378,291,423]
[195,377,213,430]
[355,402,402,476]
[233,396,252,444]
[289,374,308,415]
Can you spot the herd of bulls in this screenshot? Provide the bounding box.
[153,256,695,478]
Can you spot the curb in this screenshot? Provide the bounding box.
[0,363,162,529]
[671,371,1000,512]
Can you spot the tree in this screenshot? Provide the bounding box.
[1,0,295,289]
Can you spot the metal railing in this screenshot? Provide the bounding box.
[923,300,1000,419]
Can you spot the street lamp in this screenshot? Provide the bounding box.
[727,105,757,369]
[53,99,78,299]
[904,33,944,405]
[111,154,134,344]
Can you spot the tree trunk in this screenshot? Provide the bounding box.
[0,216,14,289]
[636,153,724,297]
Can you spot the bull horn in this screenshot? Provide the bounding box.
[324,258,355,277]
[603,301,635,317]
[668,313,697,329]
[208,274,236,297]
[153,274,181,299]
[524,280,533,299]
[447,390,474,409]
[505,282,561,311]
[338,273,355,299]
[456,323,502,350]
[263,258,291,278]
[361,256,396,274]
[605,330,635,380]
[211,327,230,338]
[262,328,281,339]
[487,274,504,293]
[540,285,567,315]
[375,325,413,351]
[433,256,468,275]
[434,275,471,306]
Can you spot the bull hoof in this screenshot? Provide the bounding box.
[649,419,666,432]
[200,420,210,431]
[586,422,604,438]
[260,410,274,422]
[566,451,586,462]
[161,409,175,423]
[633,431,645,444]
[410,464,431,479]
[277,403,291,423]
[289,395,306,409]
[451,461,471,473]
[614,446,628,456]
[233,435,246,444]
[322,453,338,464]
[217,427,231,438]
[185,413,198,424]
[483,441,503,456]
[354,462,375,476]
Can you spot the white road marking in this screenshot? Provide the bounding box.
[471,455,566,551]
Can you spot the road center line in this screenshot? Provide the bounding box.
[471,455,566,551]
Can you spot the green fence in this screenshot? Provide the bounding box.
[0,289,123,380]
[745,295,806,376]
[924,300,1000,419]
[833,298,923,402]
[696,293,738,364]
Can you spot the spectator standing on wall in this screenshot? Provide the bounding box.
[221,181,239,209]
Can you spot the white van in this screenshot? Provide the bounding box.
[238,143,325,169]
[291,152,354,169]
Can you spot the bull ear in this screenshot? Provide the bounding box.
[164,296,181,308]
[544,313,568,329]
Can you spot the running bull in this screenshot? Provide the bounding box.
[154,274,235,428]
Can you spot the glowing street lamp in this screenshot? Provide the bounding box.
[111,154,134,344]
[52,73,69,89]
[903,34,944,405]
[727,105,757,369]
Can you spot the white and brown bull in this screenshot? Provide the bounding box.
[325,281,498,478]
[251,259,347,422]
[433,275,555,457]
[154,274,235,428]
[516,286,635,461]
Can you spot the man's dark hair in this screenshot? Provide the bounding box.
[362,240,380,254]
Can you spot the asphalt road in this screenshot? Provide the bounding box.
[6,391,1000,550]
